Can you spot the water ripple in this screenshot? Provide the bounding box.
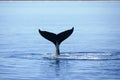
[5,52,120,61]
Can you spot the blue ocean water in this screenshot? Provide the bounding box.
[0,1,120,80]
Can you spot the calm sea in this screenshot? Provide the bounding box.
[0,1,120,80]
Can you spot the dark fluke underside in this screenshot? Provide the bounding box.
[38,27,74,56]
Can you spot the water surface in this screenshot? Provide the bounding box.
[0,1,120,80]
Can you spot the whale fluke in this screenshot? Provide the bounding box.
[38,27,74,56]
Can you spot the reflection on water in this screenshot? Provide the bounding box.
[0,1,120,80]
[0,53,120,80]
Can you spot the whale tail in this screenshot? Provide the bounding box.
[38,27,74,56]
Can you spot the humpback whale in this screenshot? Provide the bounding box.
[38,27,74,56]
